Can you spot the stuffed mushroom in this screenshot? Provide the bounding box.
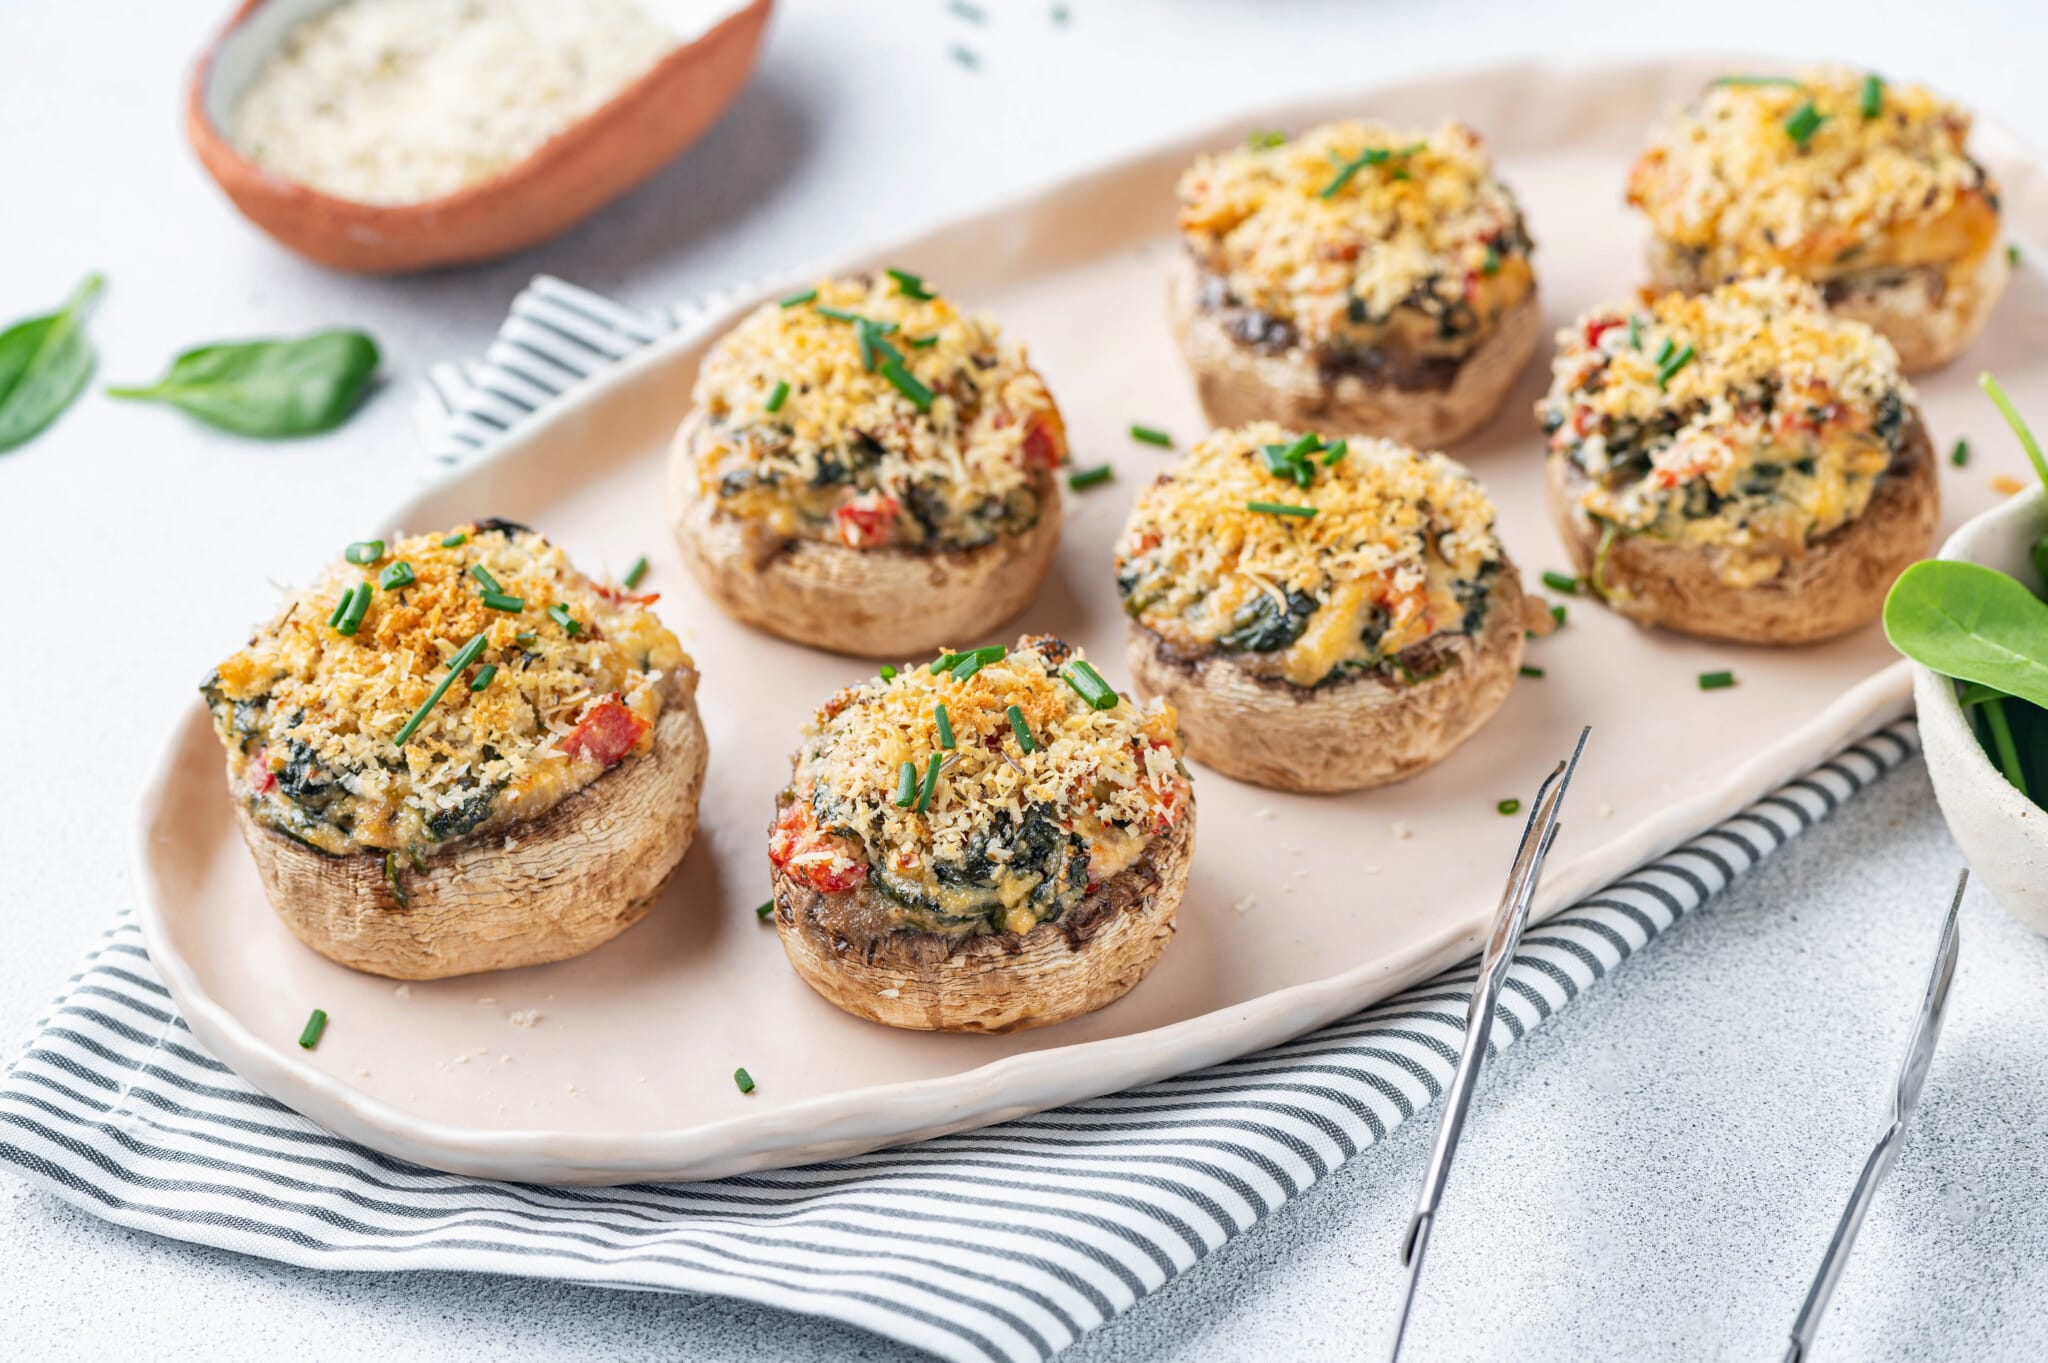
[767,635,1193,1033]
[1627,68,2007,372]
[668,272,1068,657]
[204,520,709,979]
[1115,422,1527,793]
[1538,272,1938,644]
[1170,120,1540,447]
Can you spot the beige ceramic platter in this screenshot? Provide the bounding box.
[137,58,2048,1184]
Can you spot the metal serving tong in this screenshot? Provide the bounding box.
[1387,725,1590,1363]
[1783,870,1966,1363]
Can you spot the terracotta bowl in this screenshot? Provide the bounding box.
[1911,484,2048,936]
[186,0,773,274]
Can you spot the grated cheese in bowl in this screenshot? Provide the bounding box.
[230,0,685,205]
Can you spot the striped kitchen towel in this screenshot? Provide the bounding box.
[5,275,1925,1361]
[1,686,1918,1363]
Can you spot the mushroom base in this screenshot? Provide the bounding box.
[770,806,1196,1034]
[1124,568,1527,793]
[1546,417,1939,645]
[233,701,710,980]
[1168,254,1541,448]
[667,414,1061,658]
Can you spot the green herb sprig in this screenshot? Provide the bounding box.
[108,329,379,437]
[0,273,103,454]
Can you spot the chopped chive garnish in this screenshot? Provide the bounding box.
[756,901,774,921]
[515,631,537,647]
[1628,315,1641,351]
[1482,243,1501,276]
[1321,146,1392,198]
[393,633,489,747]
[887,267,936,299]
[949,44,979,69]
[469,563,503,593]
[480,591,525,613]
[378,561,415,591]
[909,334,940,348]
[2009,243,2022,267]
[469,663,497,692]
[1248,500,1317,518]
[880,664,898,682]
[1541,571,1580,595]
[935,703,956,749]
[1497,799,1522,816]
[1129,424,1173,448]
[894,760,918,807]
[765,379,790,413]
[880,358,934,412]
[915,752,943,813]
[1951,439,1971,467]
[1656,343,1696,389]
[548,603,580,635]
[1713,74,1802,87]
[1981,373,2048,486]
[951,653,987,682]
[440,531,468,548]
[734,1067,756,1094]
[1007,703,1036,753]
[1654,337,1676,366]
[334,582,372,636]
[623,556,649,589]
[1067,464,1114,490]
[383,851,409,907]
[1860,74,1883,119]
[344,540,384,565]
[1320,439,1349,466]
[298,1008,328,1049]
[1249,130,1287,150]
[1519,665,1545,679]
[813,305,861,323]
[1059,659,1119,711]
[1698,670,1737,691]
[779,288,817,308]
[327,590,351,629]
[1784,101,1826,146]
[929,652,960,674]
[1550,603,1568,627]
[1280,432,1324,463]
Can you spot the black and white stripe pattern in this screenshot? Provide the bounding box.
[0,723,1918,1363]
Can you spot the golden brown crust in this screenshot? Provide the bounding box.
[769,804,1195,1034]
[1645,246,2007,376]
[1125,565,1526,793]
[1167,253,1540,447]
[234,696,709,980]
[1546,416,1939,644]
[666,411,1062,658]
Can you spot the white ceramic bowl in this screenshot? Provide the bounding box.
[1912,483,2048,934]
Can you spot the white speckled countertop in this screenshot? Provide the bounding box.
[4,2,2046,1358]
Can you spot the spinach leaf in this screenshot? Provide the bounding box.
[1884,559,2048,710]
[107,328,379,437]
[0,273,103,453]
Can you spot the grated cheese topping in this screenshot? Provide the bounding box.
[1538,273,1915,586]
[775,636,1188,939]
[231,0,682,205]
[1176,120,1534,354]
[1628,69,2001,287]
[205,522,689,857]
[689,274,1065,551]
[1115,422,1503,688]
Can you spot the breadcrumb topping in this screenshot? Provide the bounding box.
[205,523,689,857]
[1629,68,2001,286]
[688,274,1065,551]
[1539,273,1915,585]
[1116,422,1503,688]
[775,637,1188,938]
[1176,120,1534,354]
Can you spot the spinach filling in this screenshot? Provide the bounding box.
[868,800,1091,931]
